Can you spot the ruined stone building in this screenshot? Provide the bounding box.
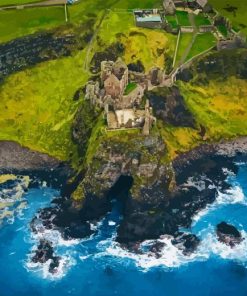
[101,59,128,99]
[85,58,156,135]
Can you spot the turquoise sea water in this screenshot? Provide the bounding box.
[1,162,247,296]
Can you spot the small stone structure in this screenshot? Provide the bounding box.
[180,26,195,33]
[163,0,176,15]
[199,25,214,33]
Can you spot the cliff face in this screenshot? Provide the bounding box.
[71,133,170,206]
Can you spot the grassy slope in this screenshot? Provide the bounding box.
[0,50,90,166]
[157,76,247,160]
[209,0,247,35]
[97,10,177,72]
[179,76,247,140]
[0,0,164,167]
[0,0,162,44]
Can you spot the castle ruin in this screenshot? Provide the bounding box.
[85,58,156,135]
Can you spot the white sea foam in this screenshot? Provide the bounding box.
[216,185,245,205]
[104,236,207,270]
[108,221,116,226]
[197,227,247,263]
[192,185,246,225]
[32,228,80,247]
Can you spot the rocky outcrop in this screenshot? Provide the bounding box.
[116,143,239,244]
[171,233,200,255]
[216,222,243,247]
[73,134,168,203]
[31,239,61,274]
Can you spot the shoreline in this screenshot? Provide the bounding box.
[0,140,73,189]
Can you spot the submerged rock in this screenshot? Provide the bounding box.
[216,222,243,247]
[172,232,200,255]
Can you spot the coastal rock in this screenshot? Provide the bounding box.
[216,222,243,247]
[31,239,61,274]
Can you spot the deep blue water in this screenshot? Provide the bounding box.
[1,163,247,296]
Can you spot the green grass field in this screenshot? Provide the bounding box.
[176,10,191,26]
[176,33,194,65]
[178,77,247,141]
[0,0,41,5]
[0,7,65,43]
[209,0,247,35]
[194,13,211,26]
[217,24,228,37]
[165,15,178,29]
[186,32,216,61]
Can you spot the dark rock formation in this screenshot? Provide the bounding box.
[31,239,61,274]
[116,144,239,244]
[90,42,125,73]
[0,31,77,81]
[146,86,196,128]
[149,241,166,258]
[216,222,243,247]
[127,60,145,73]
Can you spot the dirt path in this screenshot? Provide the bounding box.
[83,10,109,72]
